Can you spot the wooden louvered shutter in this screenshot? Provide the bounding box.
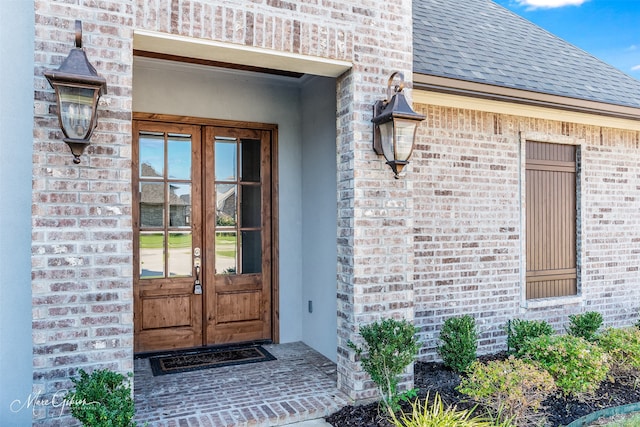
[525,142,577,299]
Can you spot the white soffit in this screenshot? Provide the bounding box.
[414,90,640,132]
[134,30,352,78]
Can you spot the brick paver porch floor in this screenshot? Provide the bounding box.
[134,342,351,427]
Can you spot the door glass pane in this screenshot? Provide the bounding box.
[241,185,261,228]
[215,139,237,181]
[215,231,237,275]
[139,232,164,278]
[140,183,164,227]
[139,132,164,178]
[241,139,260,182]
[167,134,192,180]
[216,184,237,226]
[168,232,192,277]
[169,183,191,227]
[241,231,261,274]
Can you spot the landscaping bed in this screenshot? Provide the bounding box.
[326,354,640,427]
[328,315,640,427]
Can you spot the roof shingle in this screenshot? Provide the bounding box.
[413,0,640,109]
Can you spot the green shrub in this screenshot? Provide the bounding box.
[635,318,640,330]
[457,356,556,425]
[504,319,554,355]
[521,334,609,396]
[388,392,515,427]
[566,311,603,342]
[437,315,478,373]
[65,369,137,427]
[597,327,640,371]
[348,318,420,412]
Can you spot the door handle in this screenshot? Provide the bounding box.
[194,249,202,295]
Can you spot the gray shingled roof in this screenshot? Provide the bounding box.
[413,0,640,109]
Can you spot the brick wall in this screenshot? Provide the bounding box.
[579,128,640,320]
[412,103,640,360]
[33,1,134,425]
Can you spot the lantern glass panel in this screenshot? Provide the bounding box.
[394,119,417,162]
[58,85,96,140]
[378,121,395,162]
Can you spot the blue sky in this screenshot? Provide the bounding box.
[495,0,640,79]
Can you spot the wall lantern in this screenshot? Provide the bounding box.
[372,72,426,178]
[44,20,107,164]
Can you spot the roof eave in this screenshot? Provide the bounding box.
[413,73,640,122]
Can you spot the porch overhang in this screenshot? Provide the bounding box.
[134,30,352,78]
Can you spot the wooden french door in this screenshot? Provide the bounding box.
[203,126,272,344]
[133,118,274,353]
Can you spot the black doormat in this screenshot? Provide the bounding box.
[149,345,276,376]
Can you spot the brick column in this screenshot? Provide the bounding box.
[335,0,416,401]
[32,3,133,425]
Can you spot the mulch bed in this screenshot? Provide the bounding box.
[326,354,640,427]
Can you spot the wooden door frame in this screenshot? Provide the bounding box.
[133,112,280,344]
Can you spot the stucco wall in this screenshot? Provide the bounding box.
[301,76,338,362]
[412,102,640,360]
[0,1,34,425]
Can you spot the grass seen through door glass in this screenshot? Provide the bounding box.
[139,234,236,254]
[140,233,191,248]
[215,233,236,258]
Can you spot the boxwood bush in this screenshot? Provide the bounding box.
[504,319,554,356]
[566,311,603,342]
[437,315,478,373]
[348,318,420,412]
[65,369,137,427]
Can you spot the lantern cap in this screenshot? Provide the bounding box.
[43,20,107,96]
[372,91,425,124]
